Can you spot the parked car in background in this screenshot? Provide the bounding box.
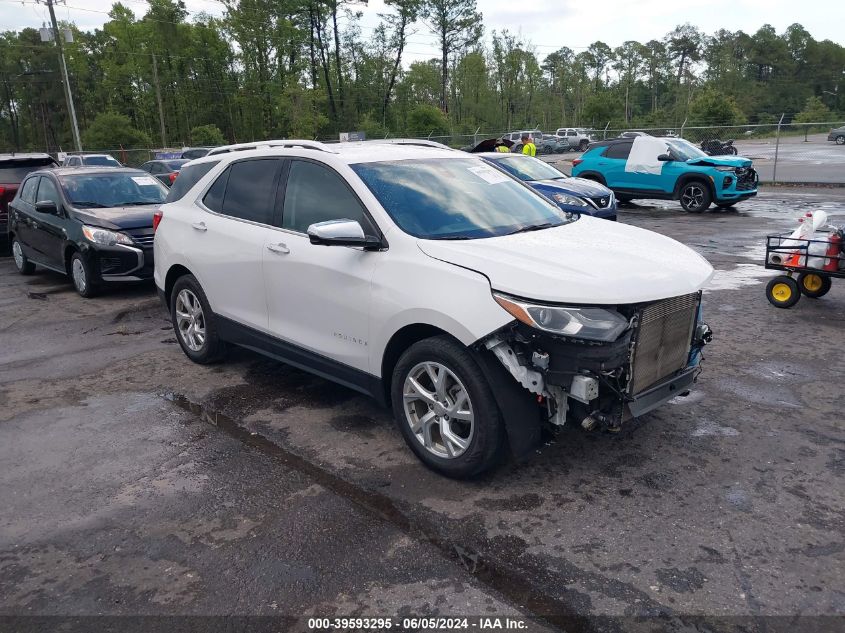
[479,152,616,220]
[554,128,591,152]
[181,147,214,160]
[1,153,59,243]
[154,140,713,477]
[62,153,122,167]
[8,167,167,297]
[538,135,569,154]
[828,126,845,145]
[572,136,758,212]
[503,129,543,144]
[139,159,189,186]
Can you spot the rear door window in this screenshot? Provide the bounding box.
[604,143,633,159]
[20,177,39,203]
[166,161,219,202]
[203,159,281,225]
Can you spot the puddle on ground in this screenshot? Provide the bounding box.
[705,264,777,291]
[691,420,740,437]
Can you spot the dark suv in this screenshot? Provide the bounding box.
[1,153,59,244]
[8,167,168,297]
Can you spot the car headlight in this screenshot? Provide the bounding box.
[82,225,135,246]
[552,193,589,207]
[714,166,735,172]
[493,293,630,342]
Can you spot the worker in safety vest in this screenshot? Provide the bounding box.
[494,140,510,152]
[521,134,536,157]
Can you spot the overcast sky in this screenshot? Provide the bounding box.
[2,0,842,64]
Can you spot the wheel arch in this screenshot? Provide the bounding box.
[380,323,453,405]
[163,264,194,310]
[673,173,714,200]
[576,171,607,186]
[63,243,79,275]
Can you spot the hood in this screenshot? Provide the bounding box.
[533,177,611,197]
[71,205,159,230]
[687,155,751,168]
[417,216,713,305]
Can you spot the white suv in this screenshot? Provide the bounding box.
[154,139,714,478]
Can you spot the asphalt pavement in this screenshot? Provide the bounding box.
[1,188,843,632]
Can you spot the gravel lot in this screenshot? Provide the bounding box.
[1,187,843,632]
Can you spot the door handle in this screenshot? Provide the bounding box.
[192,222,207,232]
[266,242,290,254]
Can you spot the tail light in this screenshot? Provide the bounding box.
[572,158,583,167]
[0,186,5,196]
[153,210,163,232]
[169,172,178,184]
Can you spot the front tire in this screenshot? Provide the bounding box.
[798,272,832,298]
[171,274,227,364]
[11,238,35,275]
[835,135,845,145]
[70,252,99,298]
[679,181,712,213]
[391,336,504,479]
[766,275,801,308]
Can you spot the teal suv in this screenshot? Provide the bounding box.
[572,136,757,212]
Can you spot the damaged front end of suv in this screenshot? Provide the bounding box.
[480,291,713,438]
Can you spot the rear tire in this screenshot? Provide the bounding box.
[766,275,801,308]
[679,181,712,213]
[797,272,832,298]
[578,139,589,151]
[835,135,845,145]
[391,336,504,479]
[170,274,227,364]
[11,238,35,275]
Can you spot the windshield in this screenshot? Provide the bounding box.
[489,155,567,182]
[666,139,707,161]
[82,156,121,166]
[352,158,574,240]
[60,172,168,208]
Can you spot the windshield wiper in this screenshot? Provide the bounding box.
[430,235,474,240]
[505,222,556,235]
[71,201,107,208]
[116,201,159,206]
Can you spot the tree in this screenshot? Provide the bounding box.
[666,24,703,85]
[407,104,449,135]
[793,96,832,123]
[422,0,482,112]
[687,89,746,125]
[82,112,152,149]
[380,0,422,121]
[190,124,226,146]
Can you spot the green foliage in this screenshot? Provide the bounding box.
[407,105,450,135]
[190,124,226,146]
[82,112,152,150]
[688,89,746,125]
[582,93,624,126]
[793,96,832,123]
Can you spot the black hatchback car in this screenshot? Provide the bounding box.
[8,167,168,297]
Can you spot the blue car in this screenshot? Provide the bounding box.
[571,136,758,213]
[478,152,617,220]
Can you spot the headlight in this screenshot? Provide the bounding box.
[714,166,735,172]
[552,193,588,207]
[493,293,630,342]
[82,225,135,246]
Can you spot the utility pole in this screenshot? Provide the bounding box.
[151,53,167,147]
[45,0,82,151]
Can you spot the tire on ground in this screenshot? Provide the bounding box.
[170,273,227,364]
[766,275,801,308]
[679,180,712,213]
[70,251,99,298]
[390,335,505,479]
[797,272,832,298]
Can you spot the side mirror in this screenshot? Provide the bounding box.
[35,200,59,215]
[657,153,674,162]
[307,219,381,249]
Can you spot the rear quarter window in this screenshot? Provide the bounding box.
[166,161,219,202]
[603,143,633,160]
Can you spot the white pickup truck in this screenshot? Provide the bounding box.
[555,128,592,152]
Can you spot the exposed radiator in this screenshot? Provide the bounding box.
[628,292,699,394]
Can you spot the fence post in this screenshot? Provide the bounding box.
[680,117,687,138]
[603,122,610,139]
[473,127,480,145]
[773,113,784,185]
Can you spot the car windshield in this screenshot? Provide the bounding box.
[82,156,121,166]
[666,139,708,161]
[488,155,567,182]
[0,158,56,181]
[352,158,574,240]
[60,172,168,208]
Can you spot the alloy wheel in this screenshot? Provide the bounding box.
[72,258,87,293]
[402,361,474,459]
[681,184,705,210]
[175,289,206,352]
[12,241,24,270]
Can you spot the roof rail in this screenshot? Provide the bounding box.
[351,138,454,151]
[206,139,337,156]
